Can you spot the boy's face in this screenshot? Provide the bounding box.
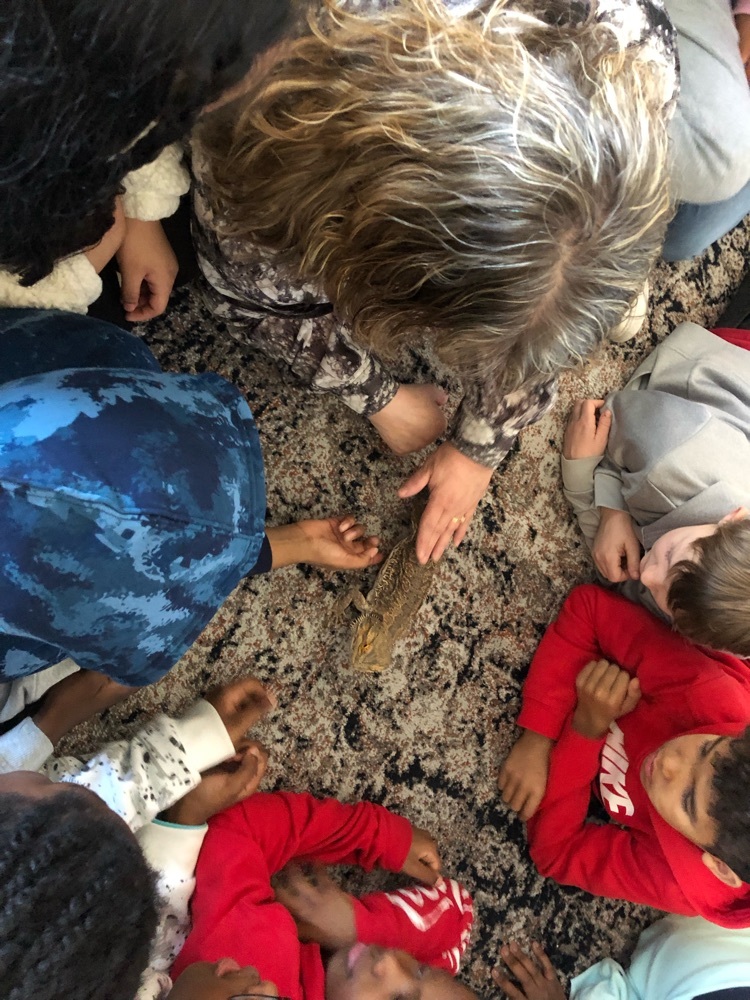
[169,959,280,1000]
[639,523,718,616]
[325,944,476,1000]
[640,732,729,848]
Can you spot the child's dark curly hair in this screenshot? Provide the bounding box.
[0,0,292,284]
[709,726,750,884]
[0,787,158,1000]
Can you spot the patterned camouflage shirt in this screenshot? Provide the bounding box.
[0,308,266,685]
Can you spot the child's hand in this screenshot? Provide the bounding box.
[272,863,357,949]
[368,382,448,456]
[592,507,641,582]
[162,740,269,826]
[33,669,135,745]
[497,730,554,820]
[573,659,641,740]
[116,218,178,321]
[206,676,277,748]
[562,399,612,460]
[402,826,441,884]
[493,941,566,1000]
[736,14,750,82]
[267,517,383,570]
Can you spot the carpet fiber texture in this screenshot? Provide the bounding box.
[63,219,750,992]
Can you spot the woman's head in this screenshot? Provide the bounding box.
[0,0,293,283]
[199,0,672,390]
[0,774,158,1000]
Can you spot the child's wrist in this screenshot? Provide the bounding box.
[572,709,609,741]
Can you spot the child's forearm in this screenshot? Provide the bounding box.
[44,700,234,831]
[527,722,692,914]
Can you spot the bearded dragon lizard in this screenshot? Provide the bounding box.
[334,509,435,672]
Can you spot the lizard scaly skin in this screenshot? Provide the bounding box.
[335,517,435,672]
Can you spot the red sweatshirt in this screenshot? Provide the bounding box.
[172,791,473,998]
[520,584,750,927]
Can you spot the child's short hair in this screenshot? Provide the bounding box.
[198,0,672,392]
[0,787,158,1000]
[668,519,750,656]
[709,726,750,883]
[0,0,292,284]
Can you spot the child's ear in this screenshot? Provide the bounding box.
[701,851,744,888]
[719,507,750,524]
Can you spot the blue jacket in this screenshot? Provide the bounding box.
[0,309,266,685]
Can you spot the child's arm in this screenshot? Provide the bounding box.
[500,587,659,820]
[526,662,691,914]
[116,144,189,320]
[561,399,641,584]
[41,676,273,831]
[526,720,694,914]
[135,748,267,999]
[274,864,473,975]
[560,399,611,551]
[210,790,435,881]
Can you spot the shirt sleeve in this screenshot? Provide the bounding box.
[353,878,474,974]
[137,820,207,979]
[121,144,191,221]
[0,254,102,314]
[526,722,695,915]
[561,454,605,552]
[517,585,662,742]
[570,957,631,1000]
[593,456,629,513]
[41,700,233,831]
[217,791,414,875]
[451,373,558,468]
[0,717,53,773]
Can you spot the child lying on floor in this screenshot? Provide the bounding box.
[498,584,750,926]
[150,789,475,1000]
[561,321,750,656]
[493,914,750,1000]
[0,673,274,999]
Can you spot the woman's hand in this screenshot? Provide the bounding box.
[116,218,178,321]
[592,507,641,583]
[562,399,611,460]
[399,442,493,563]
[368,383,447,456]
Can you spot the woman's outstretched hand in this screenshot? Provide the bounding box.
[399,442,493,563]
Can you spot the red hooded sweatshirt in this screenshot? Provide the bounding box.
[172,792,473,999]
[520,584,750,927]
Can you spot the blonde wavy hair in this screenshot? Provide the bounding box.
[198,0,672,389]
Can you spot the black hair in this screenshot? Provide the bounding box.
[0,787,158,1000]
[709,726,750,884]
[0,0,292,284]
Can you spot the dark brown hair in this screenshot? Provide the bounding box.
[668,519,750,656]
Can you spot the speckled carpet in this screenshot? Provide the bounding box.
[63,219,750,993]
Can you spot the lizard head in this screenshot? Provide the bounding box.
[351,613,392,673]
